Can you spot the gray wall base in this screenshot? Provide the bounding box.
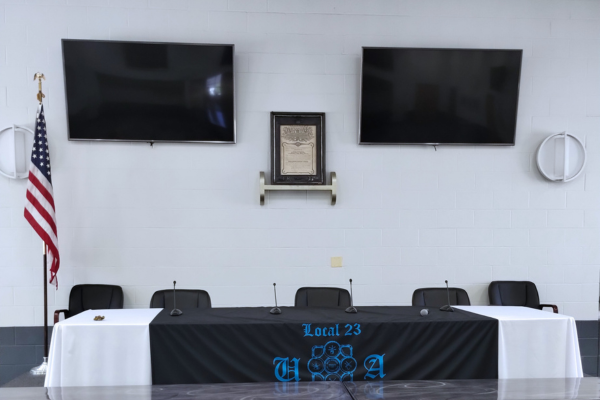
[0,327,53,387]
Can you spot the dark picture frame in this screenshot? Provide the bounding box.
[270,112,326,185]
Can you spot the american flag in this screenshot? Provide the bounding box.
[24,105,60,287]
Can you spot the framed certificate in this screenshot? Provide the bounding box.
[270,112,326,185]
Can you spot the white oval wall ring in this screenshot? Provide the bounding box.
[0,125,35,179]
[536,132,586,182]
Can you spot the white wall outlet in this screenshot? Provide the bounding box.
[330,257,343,268]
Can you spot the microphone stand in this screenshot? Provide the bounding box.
[170,281,182,316]
[439,280,454,312]
[345,278,358,313]
[270,283,281,314]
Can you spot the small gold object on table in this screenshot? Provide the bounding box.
[94,316,105,321]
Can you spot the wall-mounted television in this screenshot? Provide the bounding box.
[359,47,522,146]
[62,39,235,143]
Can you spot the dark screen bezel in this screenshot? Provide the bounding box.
[358,46,522,146]
[61,39,236,144]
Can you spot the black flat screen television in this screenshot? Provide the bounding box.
[359,47,522,145]
[62,39,235,143]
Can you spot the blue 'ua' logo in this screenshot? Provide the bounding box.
[307,341,357,382]
[273,357,300,382]
[364,354,385,379]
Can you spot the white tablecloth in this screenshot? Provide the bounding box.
[45,309,161,387]
[456,306,583,379]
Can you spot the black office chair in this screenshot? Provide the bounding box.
[488,281,558,313]
[294,287,350,307]
[412,287,471,307]
[54,284,124,323]
[150,289,211,309]
[294,287,351,308]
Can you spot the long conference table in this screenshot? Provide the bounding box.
[44,306,583,387]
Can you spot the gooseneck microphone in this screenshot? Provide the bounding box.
[270,283,281,315]
[345,278,358,313]
[170,281,182,316]
[439,280,454,312]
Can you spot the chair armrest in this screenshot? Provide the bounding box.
[54,309,68,324]
[540,304,558,314]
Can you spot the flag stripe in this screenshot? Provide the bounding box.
[25,179,56,225]
[25,186,56,232]
[27,168,55,210]
[24,209,59,285]
[24,203,58,246]
[24,209,58,254]
[30,166,54,203]
[25,191,57,235]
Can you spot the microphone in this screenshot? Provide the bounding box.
[345,278,358,313]
[439,280,454,312]
[170,281,182,316]
[270,283,281,315]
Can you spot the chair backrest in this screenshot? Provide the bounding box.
[294,287,351,308]
[412,287,471,307]
[68,284,124,318]
[488,281,541,309]
[150,289,211,309]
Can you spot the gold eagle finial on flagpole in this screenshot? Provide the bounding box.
[33,72,45,104]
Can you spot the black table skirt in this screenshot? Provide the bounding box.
[149,306,498,384]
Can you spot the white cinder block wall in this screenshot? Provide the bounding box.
[0,0,599,326]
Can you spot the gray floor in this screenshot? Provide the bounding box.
[1,378,600,400]
[1,372,45,388]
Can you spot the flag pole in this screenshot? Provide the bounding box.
[43,241,48,356]
[31,241,48,375]
[30,74,49,376]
